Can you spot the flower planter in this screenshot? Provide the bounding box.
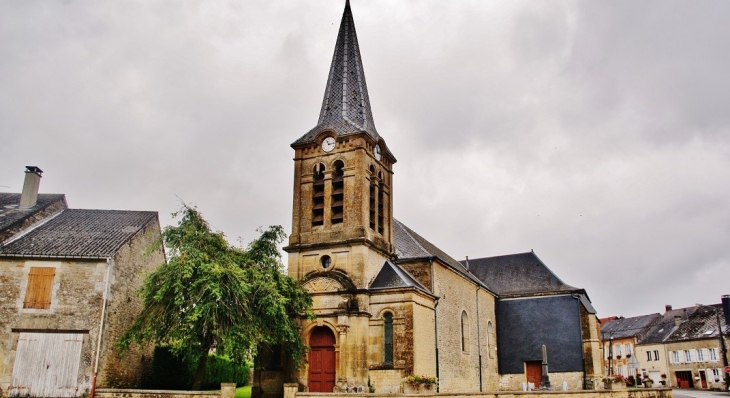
[403,383,435,394]
[603,381,626,390]
[643,381,653,388]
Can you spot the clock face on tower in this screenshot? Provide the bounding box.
[321,137,336,152]
[374,144,382,161]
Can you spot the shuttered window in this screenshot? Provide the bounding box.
[23,267,55,309]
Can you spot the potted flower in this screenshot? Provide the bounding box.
[404,375,438,393]
[643,377,654,388]
[602,375,626,390]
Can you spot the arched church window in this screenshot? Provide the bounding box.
[383,311,393,366]
[331,160,344,225]
[369,165,376,230]
[461,311,470,353]
[312,163,325,227]
[487,321,494,359]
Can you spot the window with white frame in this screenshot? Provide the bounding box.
[671,351,680,363]
[697,349,705,361]
[709,348,718,361]
[625,343,632,356]
[711,368,721,382]
[684,350,692,362]
[616,345,623,357]
[653,350,659,361]
[646,351,652,362]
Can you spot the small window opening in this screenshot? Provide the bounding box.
[321,255,332,269]
[312,164,325,227]
[331,160,345,225]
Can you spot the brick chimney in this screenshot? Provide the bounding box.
[19,166,43,208]
[665,304,672,312]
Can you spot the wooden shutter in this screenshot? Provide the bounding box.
[23,267,55,309]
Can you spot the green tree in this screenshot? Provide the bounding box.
[119,205,312,390]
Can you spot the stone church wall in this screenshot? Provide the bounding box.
[431,260,498,393]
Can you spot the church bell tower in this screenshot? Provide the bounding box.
[285,0,396,291]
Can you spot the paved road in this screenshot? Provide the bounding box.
[672,389,729,398]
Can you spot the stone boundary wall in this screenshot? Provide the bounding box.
[97,383,237,398]
[285,384,672,398]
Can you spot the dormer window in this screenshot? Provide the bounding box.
[312,163,325,227]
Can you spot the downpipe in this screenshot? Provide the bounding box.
[90,258,112,398]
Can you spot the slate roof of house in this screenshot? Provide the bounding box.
[639,306,702,344]
[0,209,158,258]
[600,313,662,340]
[665,304,729,343]
[0,193,67,232]
[461,252,579,296]
[293,0,381,147]
[392,218,487,289]
[369,260,431,296]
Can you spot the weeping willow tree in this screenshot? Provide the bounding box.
[119,205,312,390]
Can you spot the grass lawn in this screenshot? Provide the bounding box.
[235,386,251,398]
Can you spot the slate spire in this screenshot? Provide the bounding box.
[293,0,380,145]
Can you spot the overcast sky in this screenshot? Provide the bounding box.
[2,1,729,318]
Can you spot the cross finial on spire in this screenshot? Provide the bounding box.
[293,0,380,146]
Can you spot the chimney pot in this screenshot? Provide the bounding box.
[665,305,672,312]
[19,166,43,208]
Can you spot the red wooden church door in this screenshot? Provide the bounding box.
[525,361,542,389]
[308,327,336,392]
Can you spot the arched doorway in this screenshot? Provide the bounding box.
[308,326,336,392]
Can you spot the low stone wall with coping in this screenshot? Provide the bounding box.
[96,383,237,398]
[284,383,672,398]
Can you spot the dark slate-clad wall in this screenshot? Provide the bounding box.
[496,295,583,374]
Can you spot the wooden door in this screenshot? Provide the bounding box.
[9,333,84,397]
[308,327,336,392]
[699,370,707,388]
[525,361,542,389]
[676,371,693,388]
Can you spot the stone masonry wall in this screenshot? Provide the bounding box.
[431,260,498,393]
[0,257,107,396]
[98,219,165,388]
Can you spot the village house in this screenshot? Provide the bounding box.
[254,2,603,396]
[0,167,165,397]
[600,313,662,383]
[648,304,728,390]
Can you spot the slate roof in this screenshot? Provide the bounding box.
[393,218,487,288]
[0,193,67,232]
[462,252,579,296]
[600,313,662,340]
[639,306,701,344]
[370,260,431,296]
[0,209,158,258]
[665,304,729,343]
[293,0,380,147]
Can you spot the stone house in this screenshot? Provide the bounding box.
[0,167,165,397]
[636,304,729,390]
[600,313,662,382]
[254,2,602,396]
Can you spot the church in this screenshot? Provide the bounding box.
[254,2,602,395]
